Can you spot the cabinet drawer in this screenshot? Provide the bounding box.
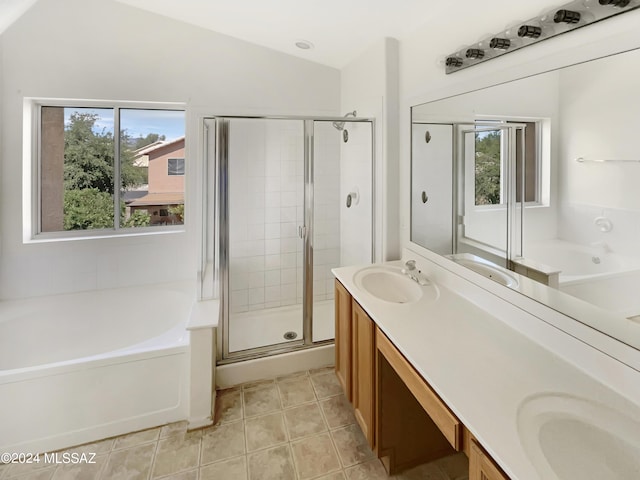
[376,328,462,451]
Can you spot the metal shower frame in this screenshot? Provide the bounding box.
[204,114,376,364]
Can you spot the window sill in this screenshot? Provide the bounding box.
[25,225,186,244]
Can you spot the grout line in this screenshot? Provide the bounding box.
[147,436,161,480]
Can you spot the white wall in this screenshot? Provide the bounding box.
[411,123,453,254]
[0,0,340,300]
[556,49,640,256]
[340,37,399,261]
[338,121,373,267]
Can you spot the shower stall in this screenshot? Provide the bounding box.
[203,115,374,362]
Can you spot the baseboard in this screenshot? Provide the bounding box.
[216,344,335,388]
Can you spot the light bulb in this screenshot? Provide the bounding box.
[598,0,631,7]
[554,8,595,26]
[445,56,464,68]
[465,48,485,60]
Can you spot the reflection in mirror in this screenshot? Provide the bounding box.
[410,47,640,351]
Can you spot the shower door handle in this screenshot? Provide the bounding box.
[298,225,307,239]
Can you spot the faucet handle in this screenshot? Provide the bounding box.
[405,259,416,270]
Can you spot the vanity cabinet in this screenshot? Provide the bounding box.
[334,279,376,448]
[351,300,376,448]
[470,440,510,480]
[334,278,510,479]
[334,279,352,401]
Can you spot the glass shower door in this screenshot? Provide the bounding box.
[225,118,305,354]
[311,120,373,342]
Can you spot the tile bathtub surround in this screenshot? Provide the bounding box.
[0,368,469,480]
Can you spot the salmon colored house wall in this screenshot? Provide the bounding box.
[147,138,185,193]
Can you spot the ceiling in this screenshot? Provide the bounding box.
[1,0,563,69]
[0,0,38,35]
[112,0,454,68]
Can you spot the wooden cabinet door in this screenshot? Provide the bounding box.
[334,280,352,401]
[352,299,376,449]
[470,441,510,480]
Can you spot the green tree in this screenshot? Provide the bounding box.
[62,112,149,229]
[63,113,146,195]
[474,131,501,205]
[168,204,184,223]
[123,210,151,227]
[63,189,114,230]
[132,133,166,150]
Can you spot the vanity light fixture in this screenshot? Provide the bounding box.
[444,0,640,74]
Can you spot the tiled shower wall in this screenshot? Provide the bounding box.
[312,122,341,303]
[228,119,341,314]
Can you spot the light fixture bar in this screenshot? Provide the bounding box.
[444,0,640,74]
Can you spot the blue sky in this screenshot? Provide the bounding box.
[64,107,185,141]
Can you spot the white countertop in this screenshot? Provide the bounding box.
[332,254,640,480]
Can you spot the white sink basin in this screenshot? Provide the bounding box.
[353,266,438,304]
[448,256,519,287]
[517,393,640,480]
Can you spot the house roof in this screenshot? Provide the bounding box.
[127,192,184,207]
[134,136,185,157]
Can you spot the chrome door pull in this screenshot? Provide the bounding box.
[298,225,307,239]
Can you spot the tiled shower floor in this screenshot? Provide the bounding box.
[0,368,469,480]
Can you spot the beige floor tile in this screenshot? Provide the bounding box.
[214,390,243,424]
[199,456,247,480]
[112,428,160,450]
[50,454,108,480]
[62,438,114,456]
[243,385,282,418]
[309,366,335,376]
[0,463,9,479]
[277,377,316,408]
[283,402,327,440]
[319,395,357,429]
[101,443,155,480]
[4,458,54,478]
[311,372,344,399]
[247,445,296,480]
[242,379,275,390]
[154,469,198,480]
[245,413,287,452]
[330,424,375,467]
[276,370,308,382]
[200,421,246,466]
[159,421,189,439]
[433,453,469,480]
[5,467,56,480]
[291,433,341,479]
[151,432,201,478]
[392,461,448,480]
[345,459,389,480]
[315,472,347,480]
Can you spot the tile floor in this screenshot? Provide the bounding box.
[0,367,468,480]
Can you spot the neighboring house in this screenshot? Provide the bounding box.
[127,136,185,225]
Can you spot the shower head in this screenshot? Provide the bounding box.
[332,110,357,131]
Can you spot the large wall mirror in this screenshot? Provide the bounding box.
[411,47,640,352]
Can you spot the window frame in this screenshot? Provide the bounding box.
[472,117,547,211]
[25,98,187,243]
[167,158,185,176]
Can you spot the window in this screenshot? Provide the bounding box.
[168,158,185,176]
[474,120,540,206]
[35,102,185,237]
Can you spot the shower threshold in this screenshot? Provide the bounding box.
[228,300,334,353]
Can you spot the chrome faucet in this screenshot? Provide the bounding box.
[402,259,430,285]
